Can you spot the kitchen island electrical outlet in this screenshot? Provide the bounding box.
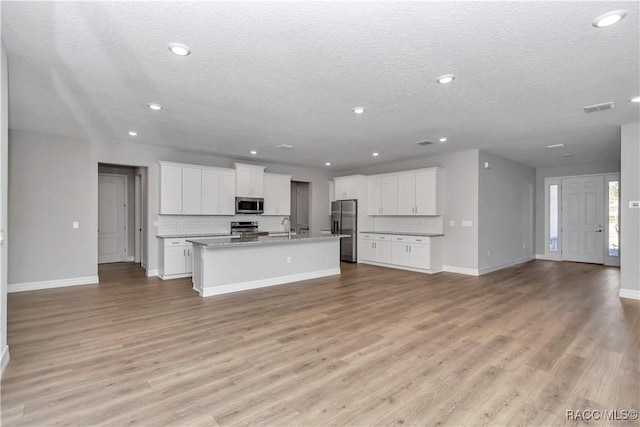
[73,221,79,229]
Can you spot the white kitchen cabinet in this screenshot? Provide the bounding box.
[161,238,194,278]
[415,169,440,215]
[333,175,364,200]
[359,233,441,273]
[202,168,236,215]
[397,173,416,215]
[368,175,398,215]
[263,173,292,215]
[160,163,183,214]
[235,163,265,198]
[181,166,202,215]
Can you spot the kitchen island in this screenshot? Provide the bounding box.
[187,234,346,297]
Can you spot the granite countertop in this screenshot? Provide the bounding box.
[188,233,350,248]
[359,231,445,237]
[157,233,232,239]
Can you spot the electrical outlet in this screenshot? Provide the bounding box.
[286,256,292,263]
[72,221,79,229]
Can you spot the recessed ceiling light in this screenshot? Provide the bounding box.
[325,162,331,166]
[147,103,163,111]
[128,131,138,136]
[168,43,191,56]
[439,137,447,142]
[592,10,627,28]
[372,152,379,157]
[546,143,565,149]
[437,74,455,84]
[250,150,257,155]
[630,96,640,103]
[352,107,366,114]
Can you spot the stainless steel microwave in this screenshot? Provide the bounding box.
[235,197,264,214]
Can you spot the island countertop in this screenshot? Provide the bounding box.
[187,233,350,248]
[359,231,445,237]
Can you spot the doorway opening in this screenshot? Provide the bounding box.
[290,181,310,235]
[98,164,148,269]
[544,172,620,266]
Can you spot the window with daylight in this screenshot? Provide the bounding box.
[608,180,619,257]
[549,184,559,252]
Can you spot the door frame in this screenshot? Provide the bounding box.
[544,172,620,265]
[98,173,128,264]
[135,174,141,263]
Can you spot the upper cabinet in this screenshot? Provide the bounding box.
[333,175,366,200]
[263,173,292,215]
[367,167,442,216]
[235,163,265,198]
[160,161,235,215]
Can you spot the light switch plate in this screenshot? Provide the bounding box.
[449,220,455,227]
[0,229,4,245]
[153,220,159,227]
[462,220,473,227]
[630,201,640,209]
[72,221,79,229]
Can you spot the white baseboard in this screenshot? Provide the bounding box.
[442,265,479,276]
[359,260,440,274]
[8,276,99,293]
[160,273,191,280]
[126,256,135,262]
[619,288,640,300]
[1,345,9,377]
[201,268,341,297]
[478,256,534,275]
[146,269,159,277]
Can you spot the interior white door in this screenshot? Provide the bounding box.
[562,176,604,264]
[98,174,127,264]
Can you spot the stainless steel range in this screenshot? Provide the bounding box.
[230,221,268,238]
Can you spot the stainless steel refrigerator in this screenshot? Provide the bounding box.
[331,200,357,262]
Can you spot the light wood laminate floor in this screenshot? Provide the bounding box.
[2,261,638,426]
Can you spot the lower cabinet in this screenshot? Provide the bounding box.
[161,238,194,279]
[360,233,441,273]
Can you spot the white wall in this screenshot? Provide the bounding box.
[478,151,535,272]
[1,40,10,375]
[7,129,333,284]
[620,122,639,299]
[534,160,620,256]
[339,150,480,272]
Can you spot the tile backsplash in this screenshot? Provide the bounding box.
[372,216,443,234]
[158,215,288,236]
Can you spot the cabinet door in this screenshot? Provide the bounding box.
[409,243,430,270]
[160,164,183,214]
[182,167,202,214]
[250,168,265,198]
[397,173,416,215]
[360,240,376,262]
[235,167,252,197]
[201,169,220,215]
[218,170,236,215]
[376,241,393,264]
[335,180,348,200]
[381,175,398,215]
[346,179,359,199]
[185,244,194,274]
[415,170,437,215]
[164,246,187,275]
[391,241,410,266]
[367,177,382,215]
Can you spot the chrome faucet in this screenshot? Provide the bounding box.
[281,217,292,238]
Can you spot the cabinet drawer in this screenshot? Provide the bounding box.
[360,234,375,240]
[375,235,390,241]
[164,238,187,247]
[391,235,429,244]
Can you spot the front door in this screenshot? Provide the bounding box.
[98,174,127,264]
[562,176,604,264]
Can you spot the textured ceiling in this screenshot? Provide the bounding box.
[2,1,638,170]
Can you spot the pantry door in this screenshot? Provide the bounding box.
[98,174,127,264]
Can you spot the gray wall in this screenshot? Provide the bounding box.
[534,160,620,255]
[620,123,639,296]
[340,150,480,271]
[8,129,333,284]
[1,40,9,372]
[478,151,535,271]
[98,164,136,258]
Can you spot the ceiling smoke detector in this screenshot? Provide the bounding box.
[415,140,435,146]
[583,102,614,113]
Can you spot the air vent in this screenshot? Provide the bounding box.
[583,102,614,113]
[415,140,435,146]
[275,144,294,149]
